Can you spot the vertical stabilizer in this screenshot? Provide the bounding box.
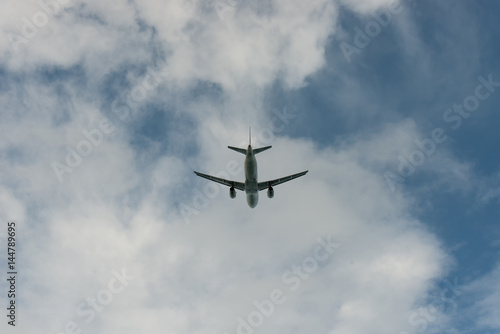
[249,127,251,146]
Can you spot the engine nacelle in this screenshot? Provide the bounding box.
[229,187,236,199]
[267,186,274,198]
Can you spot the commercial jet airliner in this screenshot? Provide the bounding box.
[194,129,308,208]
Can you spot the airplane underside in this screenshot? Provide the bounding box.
[193,130,308,208]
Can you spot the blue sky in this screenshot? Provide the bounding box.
[1,0,499,333]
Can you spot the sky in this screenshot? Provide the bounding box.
[0,0,499,333]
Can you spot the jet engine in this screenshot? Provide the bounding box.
[229,187,236,199]
[267,186,274,198]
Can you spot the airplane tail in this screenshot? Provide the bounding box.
[228,127,272,154]
[228,145,271,154]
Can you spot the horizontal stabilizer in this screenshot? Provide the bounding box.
[228,146,247,154]
[253,145,272,154]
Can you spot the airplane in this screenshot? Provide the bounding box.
[194,129,308,208]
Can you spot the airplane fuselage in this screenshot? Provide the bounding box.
[244,145,259,208]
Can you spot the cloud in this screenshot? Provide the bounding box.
[44,125,457,333]
[1,99,454,334]
[462,263,500,331]
[133,0,339,89]
[339,0,402,15]
[0,1,476,334]
[2,0,338,90]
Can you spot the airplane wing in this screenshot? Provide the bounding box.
[194,171,245,191]
[257,170,308,191]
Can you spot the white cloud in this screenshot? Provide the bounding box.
[2,0,338,89]
[0,1,467,333]
[1,103,455,334]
